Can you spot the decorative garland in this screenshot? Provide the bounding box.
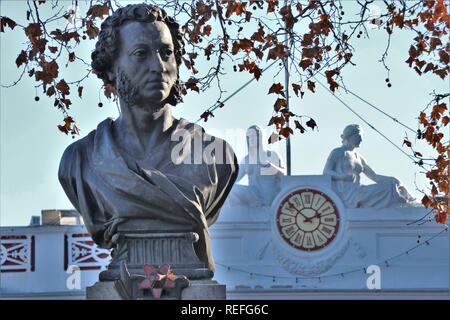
[216,227,448,282]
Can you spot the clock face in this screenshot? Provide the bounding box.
[276,188,340,251]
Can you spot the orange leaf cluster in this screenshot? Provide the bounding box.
[225,1,248,18]
[57,116,79,136]
[417,95,449,224]
[86,3,109,20]
[0,16,17,32]
[237,59,262,80]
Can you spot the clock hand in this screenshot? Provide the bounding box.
[303,212,321,223]
[295,210,308,220]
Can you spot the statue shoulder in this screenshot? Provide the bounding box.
[59,118,112,165]
[58,129,96,178]
[327,147,346,160]
[175,119,238,178]
[211,134,237,165]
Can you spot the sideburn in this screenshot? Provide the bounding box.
[116,69,139,106]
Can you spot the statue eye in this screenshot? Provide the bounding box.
[133,49,147,57]
[162,48,173,57]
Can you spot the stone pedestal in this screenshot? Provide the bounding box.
[86,281,122,300]
[100,231,213,281]
[86,279,226,300]
[181,280,226,300]
[87,227,224,300]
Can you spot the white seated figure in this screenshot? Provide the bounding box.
[323,124,417,209]
[225,125,286,207]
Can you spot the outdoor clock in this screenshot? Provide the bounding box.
[275,188,340,252]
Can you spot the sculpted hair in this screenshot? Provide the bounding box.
[91,4,185,106]
[341,124,362,144]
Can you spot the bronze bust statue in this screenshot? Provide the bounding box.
[58,4,238,280]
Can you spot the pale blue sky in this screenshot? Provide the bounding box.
[1,1,448,226]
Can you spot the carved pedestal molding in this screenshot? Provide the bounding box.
[100,231,213,281]
[87,230,226,300]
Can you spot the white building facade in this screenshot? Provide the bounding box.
[1,176,449,299]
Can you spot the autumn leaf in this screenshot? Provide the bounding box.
[431,184,439,197]
[268,83,284,96]
[238,59,262,80]
[267,0,279,13]
[267,43,287,60]
[204,43,214,59]
[1,17,17,32]
[252,47,264,60]
[325,69,339,92]
[57,116,74,135]
[279,127,293,138]
[435,212,447,224]
[294,120,306,133]
[238,38,253,53]
[56,79,70,97]
[50,29,80,43]
[15,50,28,68]
[306,118,317,130]
[46,86,56,97]
[279,5,295,30]
[268,116,285,127]
[403,139,412,147]
[302,46,322,60]
[86,20,99,39]
[250,25,265,43]
[438,50,449,64]
[203,25,212,36]
[225,2,234,18]
[57,124,69,135]
[35,59,59,84]
[87,3,109,20]
[78,86,84,98]
[430,103,447,120]
[434,68,447,79]
[423,63,435,73]
[307,80,316,93]
[429,37,442,50]
[63,99,72,108]
[103,83,116,99]
[200,110,214,122]
[299,58,313,70]
[273,98,287,111]
[291,83,303,98]
[48,46,58,54]
[68,52,76,62]
[185,77,200,93]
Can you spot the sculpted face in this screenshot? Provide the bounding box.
[347,131,363,148]
[113,21,178,109]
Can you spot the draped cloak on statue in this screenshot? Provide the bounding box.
[325,147,415,209]
[58,117,238,272]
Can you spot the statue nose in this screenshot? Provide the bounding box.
[149,53,165,73]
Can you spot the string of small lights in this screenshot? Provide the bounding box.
[216,227,448,282]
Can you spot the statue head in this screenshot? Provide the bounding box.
[341,124,363,149]
[246,125,265,154]
[91,4,185,108]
